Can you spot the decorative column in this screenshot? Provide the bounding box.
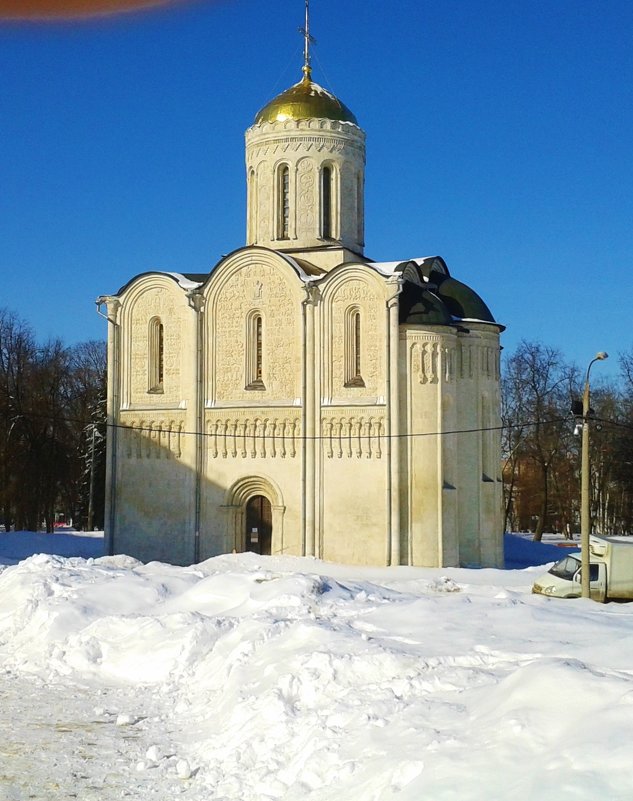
[187,290,205,563]
[387,282,402,565]
[102,297,120,557]
[304,285,318,556]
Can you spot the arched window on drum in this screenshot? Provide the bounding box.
[276,164,290,240]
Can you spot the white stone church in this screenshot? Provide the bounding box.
[98,33,504,568]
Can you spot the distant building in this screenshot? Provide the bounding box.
[98,27,504,567]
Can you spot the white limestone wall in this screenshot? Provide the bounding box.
[454,326,504,567]
[203,249,304,405]
[106,256,503,570]
[245,118,366,256]
[198,413,304,559]
[401,328,460,567]
[198,250,305,558]
[400,324,503,568]
[110,275,199,565]
[317,265,391,565]
[318,409,389,564]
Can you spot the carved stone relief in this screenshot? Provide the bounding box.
[256,162,271,242]
[245,117,365,251]
[248,136,363,161]
[321,412,384,459]
[417,340,440,385]
[206,411,301,459]
[212,263,299,403]
[330,280,382,397]
[122,418,183,460]
[296,158,316,240]
[128,287,184,405]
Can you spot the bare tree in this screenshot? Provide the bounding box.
[0,309,37,530]
[67,341,107,529]
[0,308,106,532]
[502,341,578,540]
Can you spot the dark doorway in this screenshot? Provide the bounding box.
[245,495,272,555]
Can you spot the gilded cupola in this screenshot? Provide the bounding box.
[254,65,358,126]
[244,8,366,269]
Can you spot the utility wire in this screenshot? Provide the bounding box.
[1,407,605,442]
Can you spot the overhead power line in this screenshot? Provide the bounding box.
[5,408,630,442]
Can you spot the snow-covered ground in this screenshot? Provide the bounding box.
[1,531,632,800]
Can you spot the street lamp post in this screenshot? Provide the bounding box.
[580,351,608,599]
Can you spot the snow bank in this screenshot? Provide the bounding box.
[1,547,633,799]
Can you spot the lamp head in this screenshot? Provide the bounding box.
[596,352,608,361]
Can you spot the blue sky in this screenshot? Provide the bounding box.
[2,0,632,376]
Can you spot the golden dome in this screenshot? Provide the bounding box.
[254,68,358,126]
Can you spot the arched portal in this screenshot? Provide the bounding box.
[245,495,272,555]
[224,475,285,555]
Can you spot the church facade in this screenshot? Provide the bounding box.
[98,55,504,568]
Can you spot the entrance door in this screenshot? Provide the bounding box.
[245,495,272,555]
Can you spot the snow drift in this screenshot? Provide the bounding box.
[1,540,633,799]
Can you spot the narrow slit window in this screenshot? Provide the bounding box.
[277,165,290,240]
[148,317,164,393]
[344,307,365,388]
[321,165,332,239]
[354,311,361,378]
[246,312,265,390]
[255,315,263,381]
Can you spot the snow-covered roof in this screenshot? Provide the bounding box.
[370,257,436,277]
[160,272,206,291]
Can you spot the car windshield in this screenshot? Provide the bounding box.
[548,555,580,580]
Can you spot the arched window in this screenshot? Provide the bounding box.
[321,165,333,239]
[277,165,290,240]
[344,307,365,387]
[246,312,265,390]
[148,317,164,393]
[255,315,263,381]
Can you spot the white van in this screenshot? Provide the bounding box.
[532,536,633,602]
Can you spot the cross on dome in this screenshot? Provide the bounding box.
[299,0,317,82]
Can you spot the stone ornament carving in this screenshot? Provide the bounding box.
[206,413,301,459]
[296,158,316,240]
[245,117,366,148]
[123,418,183,460]
[256,162,271,242]
[248,136,356,159]
[417,341,440,385]
[321,413,384,459]
[245,115,365,252]
[127,285,184,406]
[412,337,455,385]
[330,280,381,397]
[210,262,300,403]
